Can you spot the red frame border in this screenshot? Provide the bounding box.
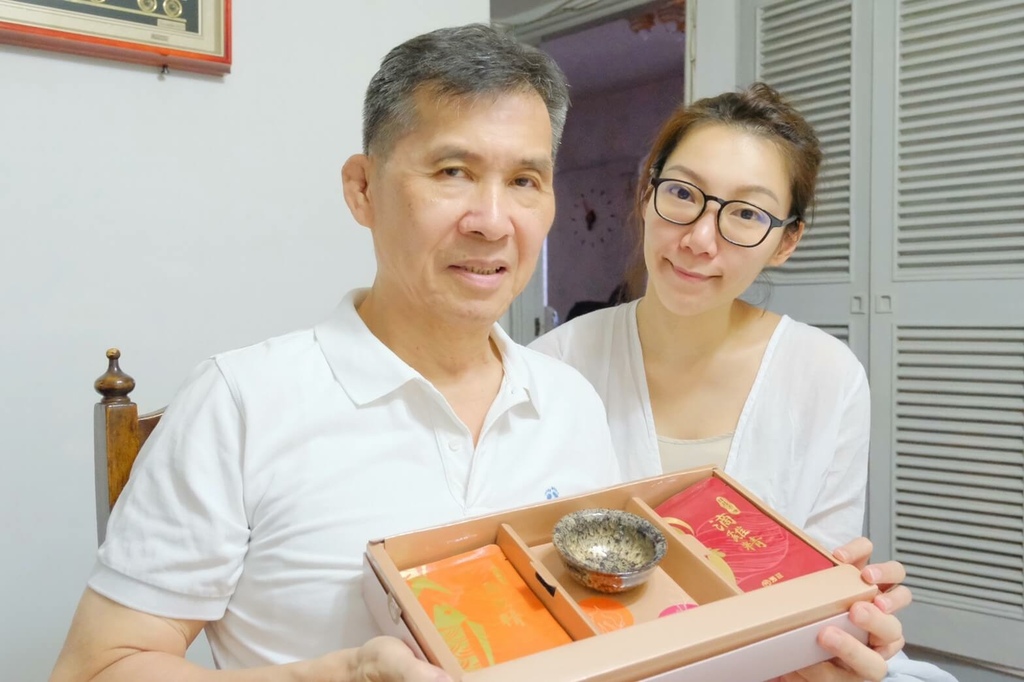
[0,0,231,75]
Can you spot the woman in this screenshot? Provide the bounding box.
[532,84,952,681]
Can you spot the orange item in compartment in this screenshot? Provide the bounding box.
[401,544,572,671]
[577,596,636,633]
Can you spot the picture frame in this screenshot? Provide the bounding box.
[0,0,231,74]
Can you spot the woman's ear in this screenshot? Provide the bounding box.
[341,154,374,229]
[768,221,805,267]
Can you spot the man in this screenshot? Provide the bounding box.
[51,24,620,682]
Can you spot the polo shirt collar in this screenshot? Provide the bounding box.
[315,289,542,413]
[491,316,542,415]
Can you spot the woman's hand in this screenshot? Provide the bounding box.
[834,535,913,645]
[767,536,912,681]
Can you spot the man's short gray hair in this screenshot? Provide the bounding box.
[362,23,569,159]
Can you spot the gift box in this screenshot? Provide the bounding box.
[363,467,877,682]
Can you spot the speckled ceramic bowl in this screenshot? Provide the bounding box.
[552,508,667,593]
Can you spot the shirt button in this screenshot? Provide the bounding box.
[448,440,461,451]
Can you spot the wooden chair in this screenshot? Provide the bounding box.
[93,348,164,544]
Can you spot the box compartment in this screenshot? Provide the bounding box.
[363,467,877,681]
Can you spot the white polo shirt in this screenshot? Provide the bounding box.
[90,289,620,668]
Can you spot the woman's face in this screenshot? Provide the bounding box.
[642,123,801,318]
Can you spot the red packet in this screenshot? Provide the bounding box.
[654,477,833,591]
[401,545,571,670]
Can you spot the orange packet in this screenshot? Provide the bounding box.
[401,544,572,670]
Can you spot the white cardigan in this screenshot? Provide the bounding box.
[530,300,869,552]
[532,301,958,681]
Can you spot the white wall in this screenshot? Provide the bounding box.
[0,3,487,678]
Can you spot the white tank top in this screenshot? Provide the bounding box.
[658,432,733,473]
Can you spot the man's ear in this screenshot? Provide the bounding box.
[341,154,374,229]
[768,221,805,267]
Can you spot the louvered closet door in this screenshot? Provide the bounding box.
[867,0,1024,666]
[738,0,871,364]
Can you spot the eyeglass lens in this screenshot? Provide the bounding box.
[655,180,773,246]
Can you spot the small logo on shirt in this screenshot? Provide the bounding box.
[545,487,559,500]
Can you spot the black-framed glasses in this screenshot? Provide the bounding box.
[650,178,799,248]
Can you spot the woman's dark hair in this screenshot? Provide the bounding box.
[624,82,822,298]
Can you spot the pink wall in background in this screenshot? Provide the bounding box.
[547,75,686,321]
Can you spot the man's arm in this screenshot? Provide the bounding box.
[50,589,450,682]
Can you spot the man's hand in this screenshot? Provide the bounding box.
[766,536,912,682]
[326,637,451,682]
[51,589,451,682]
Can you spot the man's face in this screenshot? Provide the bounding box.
[347,89,556,329]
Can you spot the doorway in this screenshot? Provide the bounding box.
[493,0,688,342]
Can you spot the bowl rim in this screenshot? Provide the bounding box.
[552,507,667,577]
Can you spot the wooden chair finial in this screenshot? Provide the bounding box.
[95,347,136,403]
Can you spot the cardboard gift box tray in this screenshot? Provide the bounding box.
[363,466,877,682]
